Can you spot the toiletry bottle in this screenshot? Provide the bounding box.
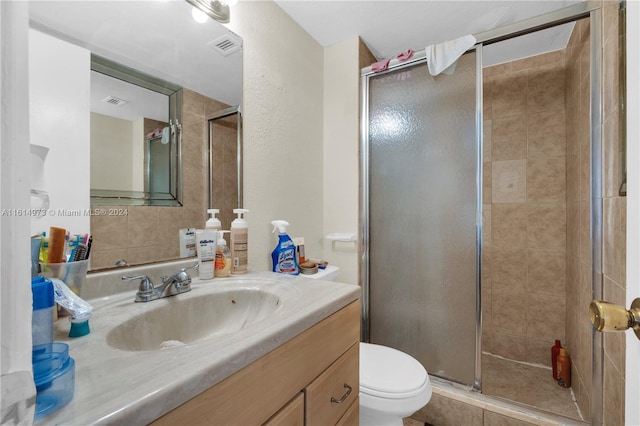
[271,220,299,275]
[206,209,222,231]
[293,237,306,264]
[551,340,561,380]
[195,229,217,280]
[230,209,249,275]
[557,347,571,388]
[214,230,231,278]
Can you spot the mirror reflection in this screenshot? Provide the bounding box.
[28,0,243,270]
[89,57,183,206]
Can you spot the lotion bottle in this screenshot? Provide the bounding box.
[230,209,249,274]
[214,230,231,278]
[206,209,222,231]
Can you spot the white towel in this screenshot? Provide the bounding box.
[161,126,170,144]
[425,34,477,76]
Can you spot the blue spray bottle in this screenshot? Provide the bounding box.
[271,220,299,275]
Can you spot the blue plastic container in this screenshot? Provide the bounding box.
[32,343,75,420]
[31,276,54,346]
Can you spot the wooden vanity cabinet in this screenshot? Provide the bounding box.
[151,300,360,426]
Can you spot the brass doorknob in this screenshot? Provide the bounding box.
[589,298,640,340]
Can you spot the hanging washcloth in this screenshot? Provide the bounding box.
[371,58,391,73]
[161,126,170,144]
[396,49,414,62]
[425,34,476,76]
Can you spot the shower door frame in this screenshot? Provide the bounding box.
[360,1,605,423]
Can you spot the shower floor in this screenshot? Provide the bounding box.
[482,353,583,421]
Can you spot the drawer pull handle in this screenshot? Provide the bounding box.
[330,383,352,404]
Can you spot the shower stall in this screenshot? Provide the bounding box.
[360,2,623,424]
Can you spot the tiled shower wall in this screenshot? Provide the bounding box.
[565,16,593,420]
[482,50,568,365]
[90,88,231,269]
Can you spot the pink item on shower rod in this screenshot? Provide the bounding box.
[396,49,414,61]
[371,58,391,72]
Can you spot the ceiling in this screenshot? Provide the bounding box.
[28,0,586,118]
[29,0,243,107]
[274,0,585,67]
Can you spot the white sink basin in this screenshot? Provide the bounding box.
[106,288,282,351]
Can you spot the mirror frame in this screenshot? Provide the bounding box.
[89,54,184,206]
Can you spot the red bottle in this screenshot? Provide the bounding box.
[551,340,561,380]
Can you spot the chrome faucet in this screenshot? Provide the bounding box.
[122,263,198,302]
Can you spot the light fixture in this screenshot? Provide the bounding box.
[185,0,230,24]
[191,6,209,23]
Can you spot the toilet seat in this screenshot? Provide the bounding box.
[360,342,429,399]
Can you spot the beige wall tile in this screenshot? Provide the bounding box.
[90,210,128,251]
[483,204,492,247]
[492,292,527,337]
[127,206,159,248]
[511,49,565,73]
[527,249,566,295]
[527,110,566,158]
[483,120,492,162]
[527,63,565,113]
[525,337,555,366]
[526,294,565,342]
[491,115,527,161]
[491,70,527,118]
[603,113,622,199]
[578,201,591,262]
[604,197,627,286]
[603,356,625,426]
[482,246,492,286]
[492,249,527,293]
[527,156,566,203]
[89,248,128,270]
[492,203,526,239]
[492,160,527,204]
[527,203,566,250]
[483,163,492,204]
[489,332,528,361]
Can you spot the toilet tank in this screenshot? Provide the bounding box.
[303,265,340,282]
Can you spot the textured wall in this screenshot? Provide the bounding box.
[227,1,325,272]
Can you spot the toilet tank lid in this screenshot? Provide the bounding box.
[360,342,429,398]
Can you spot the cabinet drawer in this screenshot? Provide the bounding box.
[263,392,304,426]
[336,398,359,426]
[305,343,359,426]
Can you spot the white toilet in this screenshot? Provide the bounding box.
[359,342,432,426]
[304,266,432,425]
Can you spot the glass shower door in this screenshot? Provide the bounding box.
[366,51,480,387]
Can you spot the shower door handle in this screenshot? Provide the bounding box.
[589,298,640,340]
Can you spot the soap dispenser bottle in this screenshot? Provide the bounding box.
[206,209,222,231]
[230,209,249,275]
[214,230,231,278]
[271,220,299,275]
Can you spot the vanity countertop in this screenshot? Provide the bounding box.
[38,271,360,425]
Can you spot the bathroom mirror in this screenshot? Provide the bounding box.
[29,0,243,269]
[89,55,183,206]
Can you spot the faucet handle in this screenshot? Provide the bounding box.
[164,263,199,288]
[122,274,154,295]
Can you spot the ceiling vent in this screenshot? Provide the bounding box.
[207,32,242,57]
[101,95,129,107]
